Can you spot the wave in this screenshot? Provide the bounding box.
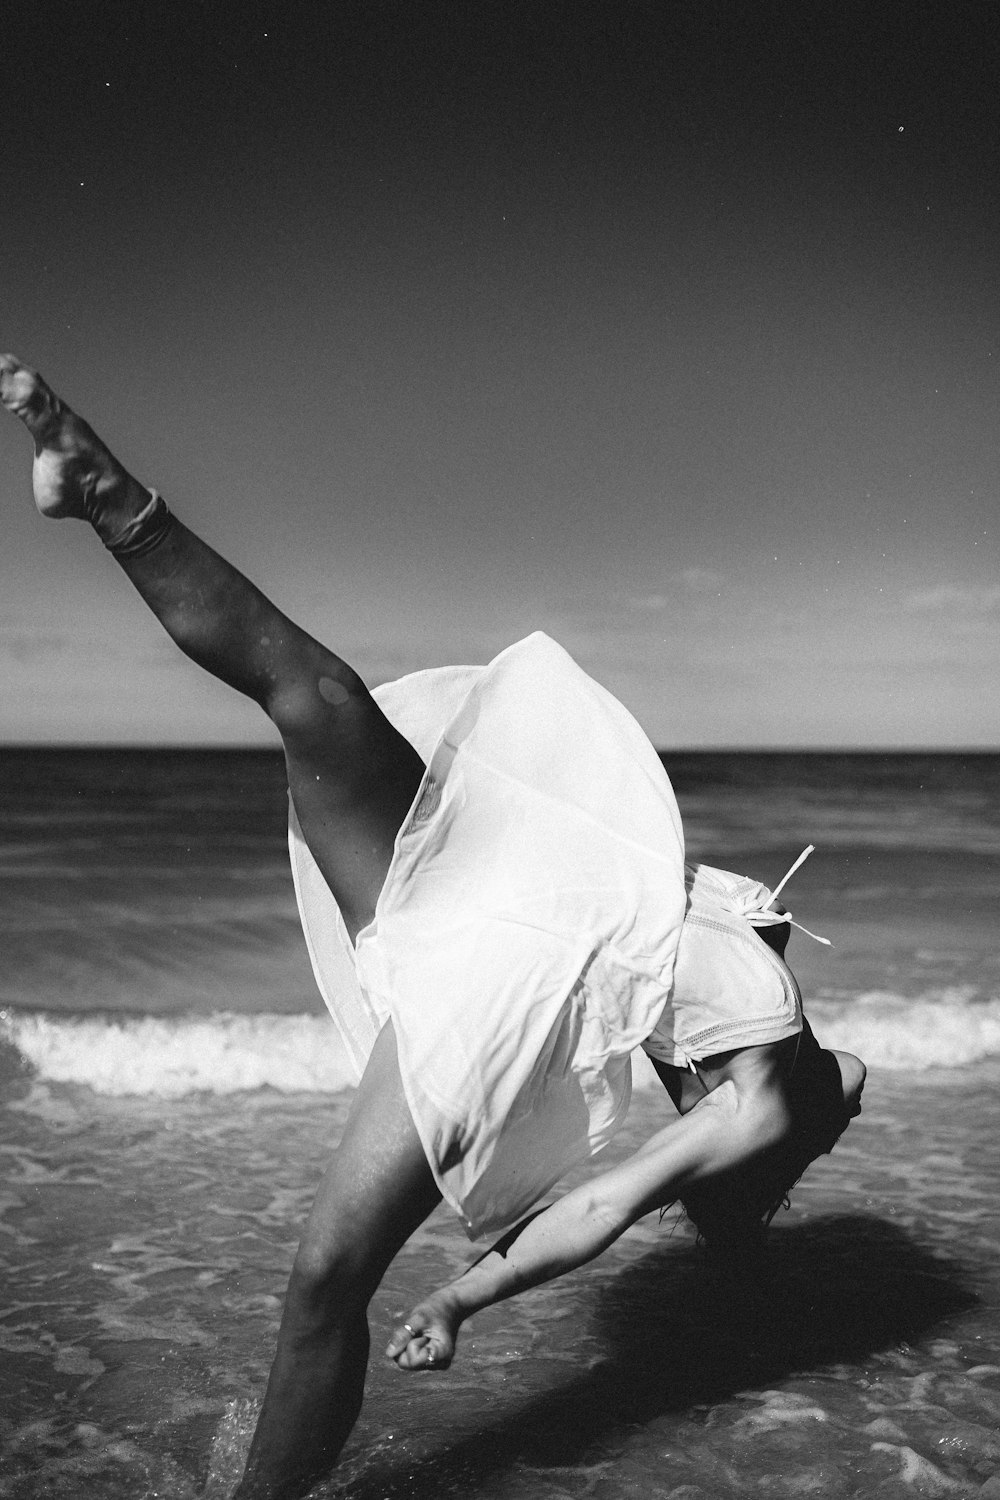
[0,1011,357,1098]
[3,988,999,1098]
[802,988,1000,1071]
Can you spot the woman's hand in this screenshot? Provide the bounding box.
[387,1069,795,1376]
[386,1288,463,1371]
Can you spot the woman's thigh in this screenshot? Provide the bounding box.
[283,689,426,943]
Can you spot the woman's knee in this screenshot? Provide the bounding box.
[264,657,370,751]
[286,1237,379,1327]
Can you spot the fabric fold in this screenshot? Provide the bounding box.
[289,632,687,1237]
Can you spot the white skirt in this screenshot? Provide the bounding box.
[288,633,687,1237]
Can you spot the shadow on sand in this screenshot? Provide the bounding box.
[344,1213,980,1497]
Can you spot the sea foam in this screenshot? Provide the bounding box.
[3,988,998,1097]
[1,1010,357,1098]
[806,987,1000,1070]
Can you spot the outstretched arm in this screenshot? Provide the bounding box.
[387,1077,791,1369]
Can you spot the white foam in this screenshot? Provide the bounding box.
[3,988,998,1098]
[0,1010,357,1098]
[804,989,1000,1071]
[632,986,1000,1084]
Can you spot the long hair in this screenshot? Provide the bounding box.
[677,1020,853,1258]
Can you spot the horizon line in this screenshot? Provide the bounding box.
[2,741,998,756]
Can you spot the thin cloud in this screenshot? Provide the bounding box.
[0,630,72,663]
[904,585,1000,613]
[679,566,724,593]
[630,567,725,611]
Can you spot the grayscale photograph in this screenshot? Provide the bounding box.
[1,3,998,1497]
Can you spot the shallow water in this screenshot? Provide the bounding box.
[2,1067,999,1498]
[2,749,999,1496]
[3,750,1000,1090]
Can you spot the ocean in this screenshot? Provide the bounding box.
[2,748,999,1498]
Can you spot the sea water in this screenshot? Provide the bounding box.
[1,749,999,1498]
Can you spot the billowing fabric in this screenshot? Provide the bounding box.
[288,632,687,1237]
[641,863,804,1067]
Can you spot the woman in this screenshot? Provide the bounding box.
[1,354,865,1500]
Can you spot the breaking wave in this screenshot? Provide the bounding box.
[3,986,998,1097]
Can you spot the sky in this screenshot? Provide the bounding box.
[2,0,997,747]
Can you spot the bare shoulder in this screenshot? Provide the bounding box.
[630,1078,738,1161]
[696,1035,799,1106]
[830,1049,867,1116]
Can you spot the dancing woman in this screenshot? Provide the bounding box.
[1,355,865,1500]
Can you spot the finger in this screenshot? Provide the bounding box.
[407,1338,437,1370]
[386,1320,423,1357]
[392,1336,432,1370]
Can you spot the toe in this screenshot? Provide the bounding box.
[0,357,52,431]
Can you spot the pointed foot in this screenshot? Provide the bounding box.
[1,354,127,520]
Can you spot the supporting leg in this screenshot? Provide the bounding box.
[2,358,445,1495]
[235,1021,441,1500]
[0,355,424,937]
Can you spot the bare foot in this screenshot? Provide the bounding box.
[0,354,134,525]
[385,1290,463,1372]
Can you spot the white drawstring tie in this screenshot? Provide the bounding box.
[754,844,831,945]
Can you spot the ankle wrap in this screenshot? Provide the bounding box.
[104,491,175,558]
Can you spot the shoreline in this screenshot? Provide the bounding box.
[2,1065,999,1497]
[5,1003,1000,1102]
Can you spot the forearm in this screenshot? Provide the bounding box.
[448,1192,625,1321]
[388,1082,793,1372]
[448,1081,786,1320]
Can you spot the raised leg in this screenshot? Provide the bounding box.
[1,355,447,1495]
[0,355,423,938]
[235,1021,441,1500]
